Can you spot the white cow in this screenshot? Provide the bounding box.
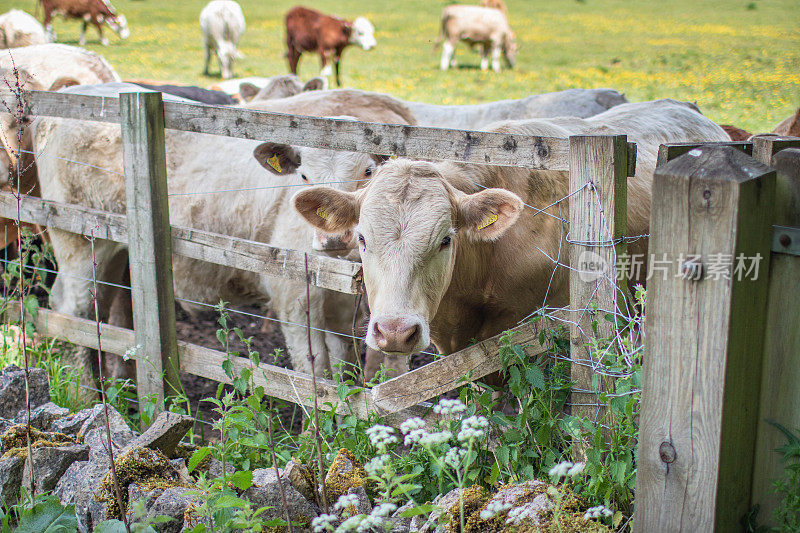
[0,43,119,88]
[32,84,416,379]
[0,10,49,49]
[402,88,627,129]
[292,100,730,359]
[439,4,517,72]
[200,0,246,80]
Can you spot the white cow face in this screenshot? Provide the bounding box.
[350,17,376,51]
[252,140,386,251]
[293,159,523,355]
[217,41,240,79]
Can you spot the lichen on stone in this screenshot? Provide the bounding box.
[324,448,368,502]
[0,424,75,460]
[97,446,193,519]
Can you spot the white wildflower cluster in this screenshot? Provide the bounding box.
[457,415,489,442]
[364,454,389,477]
[479,500,512,520]
[548,461,585,481]
[433,398,467,416]
[418,430,452,447]
[505,504,540,525]
[312,513,337,532]
[365,424,398,451]
[444,447,466,468]
[584,505,613,520]
[123,343,142,361]
[400,417,428,446]
[334,493,361,513]
[335,515,362,533]
[372,503,397,517]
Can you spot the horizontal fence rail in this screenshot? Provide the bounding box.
[1,89,636,174]
[0,193,363,294]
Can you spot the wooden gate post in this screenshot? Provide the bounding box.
[635,146,775,532]
[749,138,800,525]
[568,135,628,422]
[120,91,180,418]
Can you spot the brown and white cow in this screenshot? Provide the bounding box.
[285,6,376,87]
[40,0,129,46]
[293,100,729,358]
[439,4,517,72]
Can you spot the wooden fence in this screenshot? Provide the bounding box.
[2,88,799,530]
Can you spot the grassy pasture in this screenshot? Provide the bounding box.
[3,0,798,133]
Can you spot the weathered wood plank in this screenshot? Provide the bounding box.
[370,318,556,413]
[0,192,363,294]
[656,141,753,167]
[120,91,179,414]
[2,301,438,425]
[749,140,800,525]
[568,135,628,422]
[2,90,636,175]
[635,146,775,533]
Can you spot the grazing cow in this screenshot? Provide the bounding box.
[39,0,129,46]
[439,5,517,72]
[0,10,49,48]
[292,100,729,359]
[33,84,415,380]
[200,0,246,80]
[132,83,235,105]
[285,6,376,87]
[402,88,627,129]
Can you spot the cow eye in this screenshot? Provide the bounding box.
[301,174,309,183]
[440,235,451,250]
[364,167,373,177]
[358,234,366,250]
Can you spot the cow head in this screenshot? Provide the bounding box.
[503,32,517,68]
[293,159,523,355]
[253,128,388,251]
[107,14,130,40]
[244,76,327,102]
[216,41,240,79]
[350,17,376,51]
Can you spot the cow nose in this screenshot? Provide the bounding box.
[373,319,421,354]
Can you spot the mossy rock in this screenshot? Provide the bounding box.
[0,424,75,460]
[324,448,368,502]
[98,446,193,520]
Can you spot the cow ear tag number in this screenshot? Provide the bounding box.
[316,207,330,220]
[477,213,498,230]
[267,154,282,173]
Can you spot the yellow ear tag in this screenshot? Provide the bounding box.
[316,207,330,220]
[390,155,398,160]
[266,154,282,173]
[477,213,498,230]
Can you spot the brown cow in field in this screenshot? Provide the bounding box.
[39,0,129,45]
[439,4,517,72]
[285,6,376,87]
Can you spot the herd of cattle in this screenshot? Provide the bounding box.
[0,18,797,385]
[0,0,519,85]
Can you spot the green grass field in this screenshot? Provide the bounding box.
[3,0,798,132]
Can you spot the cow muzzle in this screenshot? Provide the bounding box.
[371,317,425,355]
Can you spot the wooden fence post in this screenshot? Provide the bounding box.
[635,146,775,532]
[120,91,180,418]
[749,138,800,525]
[568,135,628,422]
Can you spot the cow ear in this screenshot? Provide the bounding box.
[457,188,523,241]
[303,77,327,92]
[253,143,300,175]
[238,82,260,101]
[293,187,360,233]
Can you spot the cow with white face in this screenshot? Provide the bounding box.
[293,99,730,359]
